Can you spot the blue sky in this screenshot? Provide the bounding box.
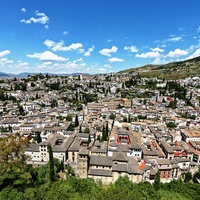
[0,0,200,74]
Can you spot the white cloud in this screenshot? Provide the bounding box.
[36,58,86,73]
[186,48,200,60]
[106,39,112,43]
[135,51,160,58]
[0,58,7,62]
[73,58,83,63]
[27,50,67,61]
[150,47,164,52]
[44,39,54,48]
[178,27,185,31]
[165,48,188,58]
[18,62,28,66]
[43,61,52,65]
[20,10,49,29]
[0,50,10,57]
[167,37,182,42]
[124,45,138,53]
[63,31,68,35]
[21,8,26,13]
[0,57,13,63]
[151,58,167,65]
[44,25,49,29]
[44,39,83,51]
[84,46,94,57]
[108,57,124,63]
[103,64,112,68]
[97,68,107,73]
[197,26,200,32]
[99,46,118,56]
[78,49,85,54]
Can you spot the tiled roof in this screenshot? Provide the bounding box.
[113,163,127,172]
[113,152,128,162]
[90,155,113,167]
[88,169,112,177]
[26,143,39,152]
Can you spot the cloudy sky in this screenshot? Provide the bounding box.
[0,0,200,74]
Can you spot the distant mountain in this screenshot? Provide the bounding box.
[15,72,36,77]
[119,56,200,79]
[0,72,11,77]
[0,72,91,78]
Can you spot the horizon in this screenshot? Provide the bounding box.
[1,53,200,76]
[0,0,200,74]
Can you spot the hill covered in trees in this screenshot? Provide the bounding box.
[120,56,200,80]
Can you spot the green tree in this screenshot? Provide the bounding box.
[166,122,177,129]
[193,165,200,183]
[50,99,57,108]
[153,171,161,190]
[184,171,192,182]
[47,144,55,182]
[18,105,25,116]
[97,135,101,140]
[109,113,116,120]
[106,122,109,137]
[0,133,30,190]
[79,125,82,133]
[36,132,42,144]
[75,115,79,127]
[84,127,90,134]
[36,164,49,184]
[128,115,132,123]
[60,158,64,172]
[169,100,177,109]
[87,134,91,146]
[66,165,75,177]
[123,117,128,122]
[101,125,108,141]
[66,114,73,121]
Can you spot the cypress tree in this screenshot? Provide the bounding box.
[87,134,91,146]
[36,132,42,143]
[75,115,79,127]
[128,115,131,123]
[101,125,108,141]
[89,80,92,88]
[79,125,82,133]
[47,144,55,181]
[60,157,64,172]
[106,122,109,139]
[153,171,161,190]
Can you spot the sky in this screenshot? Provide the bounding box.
[0,0,200,74]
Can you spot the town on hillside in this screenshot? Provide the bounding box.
[0,72,200,185]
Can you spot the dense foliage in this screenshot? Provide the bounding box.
[0,173,200,200]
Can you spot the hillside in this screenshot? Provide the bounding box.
[120,56,200,79]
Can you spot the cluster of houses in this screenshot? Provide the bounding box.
[0,73,200,185]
